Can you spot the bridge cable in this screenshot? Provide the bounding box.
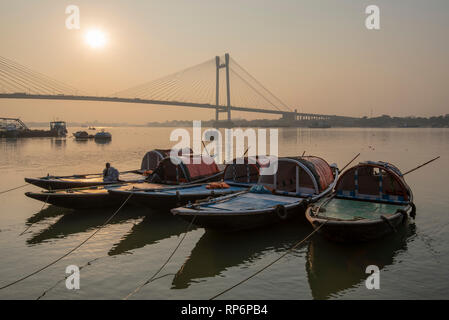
[230,58,292,112]
[230,66,282,112]
[0,56,81,95]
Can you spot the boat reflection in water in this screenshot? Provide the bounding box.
[108,212,195,256]
[25,205,69,227]
[51,138,66,149]
[171,223,312,289]
[305,222,416,299]
[94,138,111,145]
[26,206,145,246]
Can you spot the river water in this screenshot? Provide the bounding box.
[0,127,447,299]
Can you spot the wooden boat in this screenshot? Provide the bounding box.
[108,155,247,209]
[25,182,164,210]
[172,156,339,232]
[24,149,179,190]
[305,161,416,242]
[25,153,222,210]
[24,170,147,190]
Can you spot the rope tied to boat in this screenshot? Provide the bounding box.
[36,256,102,300]
[209,221,328,300]
[0,193,133,291]
[0,183,29,195]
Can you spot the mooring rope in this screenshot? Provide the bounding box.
[36,257,102,300]
[123,215,197,300]
[209,222,327,300]
[0,193,133,291]
[0,183,29,195]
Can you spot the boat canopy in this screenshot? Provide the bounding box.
[140,148,193,171]
[258,156,335,196]
[151,154,220,183]
[223,156,261,184]
[336,161,411,203]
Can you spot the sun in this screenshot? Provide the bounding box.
[85,29,107,49]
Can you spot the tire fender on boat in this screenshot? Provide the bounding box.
[396,208,409,224]
[381,215,397,233]
[410,202,417,219]
[275,204,288,220]
[176,190,181,206]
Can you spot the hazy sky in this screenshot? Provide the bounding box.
[0,0,448,123]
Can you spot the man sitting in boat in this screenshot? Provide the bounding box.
[103,163,119,182]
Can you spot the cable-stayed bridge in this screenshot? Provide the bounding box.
[0,54,348,122]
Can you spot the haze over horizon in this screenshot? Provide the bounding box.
[1,0,448,123]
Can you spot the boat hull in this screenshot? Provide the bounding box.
[25,191,122,210]
[24,177,112,190]
[305,202,411,242]
[110,184,245,211]
[175,201,307,232]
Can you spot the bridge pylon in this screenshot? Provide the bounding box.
[215,53,231,121]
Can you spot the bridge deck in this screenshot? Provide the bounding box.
[0,93,352,120]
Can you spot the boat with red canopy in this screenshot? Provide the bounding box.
[108,155,258,209]
[25,152,218,210]
[305,161,416,242]
[24,148,191,190]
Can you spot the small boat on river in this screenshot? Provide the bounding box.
[172,156,339,232]
[73,131,94,140]
[24,149,178,190]
[305,161,416,242]
[25,183,155,210]
[25,153,224,210]
[94,129,112,141]
[108,155,252,209]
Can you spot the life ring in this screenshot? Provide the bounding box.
[275,204,288,220]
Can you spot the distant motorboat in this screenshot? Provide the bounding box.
[3,123,19,138]
[73,131,91,140]
[94,130,112,140]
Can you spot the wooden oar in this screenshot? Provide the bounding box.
[340,153,361,172]
[403,156,440,176]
